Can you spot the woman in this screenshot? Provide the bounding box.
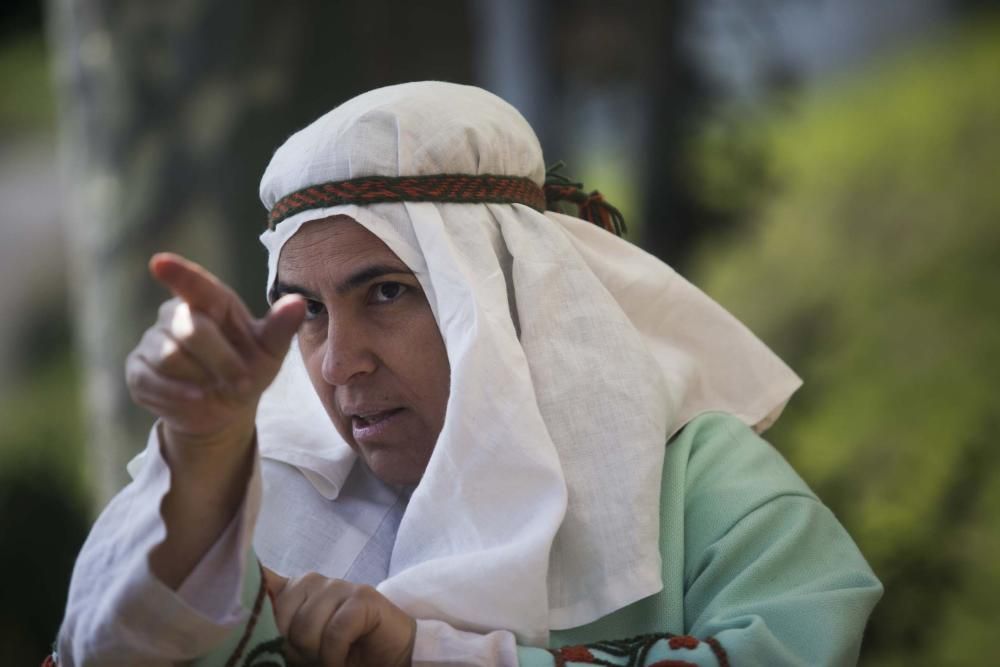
[55,82,881,666]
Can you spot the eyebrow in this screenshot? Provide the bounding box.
[270,263,414,302]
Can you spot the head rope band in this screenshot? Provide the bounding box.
[267,163,626,236]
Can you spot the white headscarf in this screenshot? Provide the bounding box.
[256,81,801,645]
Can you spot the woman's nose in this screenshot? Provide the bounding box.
[321,316,377,385]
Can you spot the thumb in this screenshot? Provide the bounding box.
[256,294,306,359]
[262,566,289,598]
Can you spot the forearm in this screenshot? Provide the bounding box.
[57,426,261,666]
[151,419,256,589]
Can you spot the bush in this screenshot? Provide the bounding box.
[692,19,1000,666]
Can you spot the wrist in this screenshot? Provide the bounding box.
[151,423,258,590]
[161,419,255,467]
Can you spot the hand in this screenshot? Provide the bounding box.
[263,568,416,667]
[125,253,305,448]
[129,253,306,589]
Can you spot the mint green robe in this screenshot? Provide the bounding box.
[196,412,882,666]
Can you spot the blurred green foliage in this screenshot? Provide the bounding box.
[0,351,90,662]
[0,19,85,647]
[0,349,86,490]
[692,18,1000,667]
[0,22,89,657]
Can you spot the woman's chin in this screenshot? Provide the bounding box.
[362,451,425,488]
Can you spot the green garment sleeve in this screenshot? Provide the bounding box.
[515,412,883,666]
[191,548,286,667]
[681,414,882,666]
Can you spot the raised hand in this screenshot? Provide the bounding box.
[126,253,306,589]
[263,568,416,667]
[126,252,305,446]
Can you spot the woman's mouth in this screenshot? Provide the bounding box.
[351,408,404,441]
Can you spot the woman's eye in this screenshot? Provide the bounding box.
[371,282,407,304]
[304,299,326,320]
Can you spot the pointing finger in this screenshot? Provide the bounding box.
[149,253,257,355]
[150,253,226,312]
[150,253,251,321]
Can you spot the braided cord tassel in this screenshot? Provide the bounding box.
[543,161,627,237]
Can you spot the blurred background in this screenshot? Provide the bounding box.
[2,0,998,663]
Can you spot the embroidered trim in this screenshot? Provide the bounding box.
[239,637,286,667]
[223,562,272,667]
[667,635,700,650]
[551,644,598,664]
[268,174,546,229]
[548,632,726,667]
[705,636,730,667]
[550,633,677,667]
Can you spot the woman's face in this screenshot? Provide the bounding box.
[274,216,450,486]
